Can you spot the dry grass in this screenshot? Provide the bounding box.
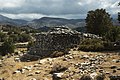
[0,50,120,80]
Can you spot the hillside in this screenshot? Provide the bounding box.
[0,14,119,29]
[27,17,86,29]
[0,15,28,26]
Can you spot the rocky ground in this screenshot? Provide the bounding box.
[0,50,120,80]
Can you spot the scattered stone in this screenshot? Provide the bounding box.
[14,57,20,62]
[80,74,92,80]
[50,64,68,74]
[105,71,110,75]
[27,73,34,76]
[112,59,120,63]
[112,70,117,73]
[117,68,120,70]
[24,65,33,71]
[30,78,36,80]
[13,70,21,74]
[90,72,98,79]
[111,66,117,69]
[82,55,89,59]
[0,77,4,80]
[38,59,47,64]
[35,71,41,74]
[53,73,64,80]
[34,64,39,67]
[22,68,26,74]
[99,69,104,73]
[96,74,105,80]
[109,75,120,80]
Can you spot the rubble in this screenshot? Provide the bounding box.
[52,73,64,80]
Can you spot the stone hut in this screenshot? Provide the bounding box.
[29,27,82,56]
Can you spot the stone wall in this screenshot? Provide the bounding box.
[29,27,82,56]
[29,27,102,57]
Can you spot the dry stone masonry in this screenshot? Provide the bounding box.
[29,27,82,56]
[29,26,102,57]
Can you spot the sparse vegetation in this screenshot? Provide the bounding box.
[105,26,120,42]
[78,38,119,51]
[79,39,104,51]
[0,39,15,56]
[0,32,7,42]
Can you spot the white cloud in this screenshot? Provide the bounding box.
[0,0,24,8]
[0,0,119,19]
[0,13,46,20]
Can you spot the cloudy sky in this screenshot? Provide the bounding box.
[0,0,119,20]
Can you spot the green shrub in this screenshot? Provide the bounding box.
[0,55,2,60]
[79,38,119,51]
[0,39,15,56]
[103,41,119,50]
[79,39,104,51]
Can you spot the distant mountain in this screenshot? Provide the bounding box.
[27,17,86,29]
[0,15,119,29]
[13,19,28,25]
[38,26,51,32]
[112,19,120,26]
[0,15,28,26]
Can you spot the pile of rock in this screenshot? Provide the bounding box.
[83,33,102,39]
[47,27,80,35]
[29,27,81,56]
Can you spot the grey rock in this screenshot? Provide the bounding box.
[109,75,120,80]
[111,66,117,69]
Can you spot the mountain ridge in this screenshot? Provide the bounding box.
[0,14,119,29]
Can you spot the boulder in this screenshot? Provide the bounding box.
[0,78,4,80]
[82,55,89,59]
[112,59,120,63]
[35,71,41,74]
[112,70,117,73]
[30,78,36,80]
[27,73,34,76]
[13,70,21,74]
[109,75,120,80]
[111,66,117,69]
[80,74,92,80]
[90,72,98,79]
[52,73,64,80]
